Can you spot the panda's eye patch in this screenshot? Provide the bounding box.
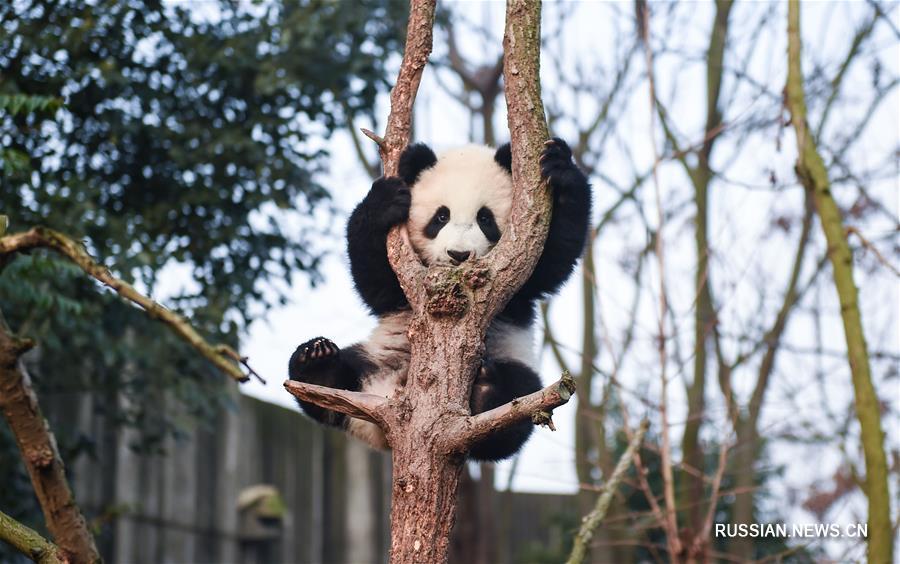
[476,206,501,243]
[424,206,451,239]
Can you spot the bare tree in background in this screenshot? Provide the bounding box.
[426,1,898,562]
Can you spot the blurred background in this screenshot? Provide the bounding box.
[1,1,897,562]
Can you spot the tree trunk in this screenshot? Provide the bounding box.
[729,421,757,558]
[383,316,484,563]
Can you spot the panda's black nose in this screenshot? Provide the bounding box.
[447,250,471,263]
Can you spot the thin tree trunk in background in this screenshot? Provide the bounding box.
[680,2,733,550]
[575,235,597,517]
[786,2,892,562]
[573,236,619,564]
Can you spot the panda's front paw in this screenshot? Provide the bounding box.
[368,177,411,228]
[540,138,579,192]
[289,337,340,376]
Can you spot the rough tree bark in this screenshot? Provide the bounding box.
[284,1,576,563]
[786,3,892,562]
[0,328,100,564]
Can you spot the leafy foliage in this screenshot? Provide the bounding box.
[1,0,407,318]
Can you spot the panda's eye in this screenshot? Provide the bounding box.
[476,206,501,243]
[436,206,450,223]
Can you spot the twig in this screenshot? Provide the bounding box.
[0,509,64,564]
[566,419,649,564]
[442,373,577,454]
[0,227,255,383]
[846,226,900,278]
[0,328,100,563]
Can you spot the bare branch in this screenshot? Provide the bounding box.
[380,1,436,174]
[343,104,381,179]
[0,227,256,383]
[374,0,438,311]
[283,380,390,426]
[0,328,100,563]
[0,509,64,564]
[442,373,576,454]
[566,419,649,564]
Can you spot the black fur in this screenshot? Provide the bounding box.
[469,359,543,461]
[346,177,411,315]
[494,143,512,174]
[514,138,592,302]
[398,143,437,186]
[288,338,375,427]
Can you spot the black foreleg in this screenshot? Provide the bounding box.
[517,138,592,301]
[347,177,411,316]
[469,359,543,461]
[288,338,373,427]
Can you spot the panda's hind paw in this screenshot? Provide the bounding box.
[291,337,340,372]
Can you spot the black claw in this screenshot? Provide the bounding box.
[540,138,577,190]
[292,337,340,370]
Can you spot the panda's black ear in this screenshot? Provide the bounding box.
[493,143,512,174]
[398,143,437,186]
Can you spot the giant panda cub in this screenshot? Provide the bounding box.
[289,138,591,461]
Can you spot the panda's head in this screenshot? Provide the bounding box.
[399,143,513,266]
